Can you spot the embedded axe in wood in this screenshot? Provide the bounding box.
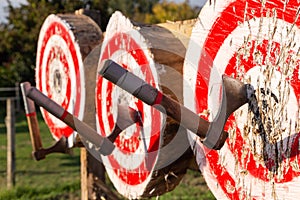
[21,82,115,156]
[21,82,71,160]
[107,105,142,142]
[99,59,254,150]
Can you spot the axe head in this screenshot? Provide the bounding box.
[203,75,253,150]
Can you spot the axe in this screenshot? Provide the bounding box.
[21,83,71,160]
[99,59,254,150]
[107,105,142,142]
[21,82,116,156]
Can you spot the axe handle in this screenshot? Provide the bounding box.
[157,93,209,139]
[99,60,210,139]
[21,82,115,156]
[20,83,43,153]
[26,113,43,151]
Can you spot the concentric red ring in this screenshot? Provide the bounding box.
[96,32,161,186]
[36,16,83,140]
[185,0,300,199]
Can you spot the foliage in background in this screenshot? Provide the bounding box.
[106,0,160,26]
[145,0,199,23]
[0,0,83,87]
[0,0,199,88]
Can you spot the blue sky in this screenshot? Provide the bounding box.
[0,0,207,23]
[0,0,27,23]
[184,0,207,7]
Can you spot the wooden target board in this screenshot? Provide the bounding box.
[36,14,102,147]
[96,11,194,198]
[184,0,300,199]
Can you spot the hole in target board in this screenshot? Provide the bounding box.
[223,28,300,179]
[233,65,300,177]
[249,86,299,174]
[53,69,62,94]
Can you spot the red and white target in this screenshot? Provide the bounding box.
[184,0,300,199]
[36,14,85,147]
[96,11,164,199]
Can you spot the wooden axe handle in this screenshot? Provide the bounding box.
[21,82,115,156]
[20,83,44,155]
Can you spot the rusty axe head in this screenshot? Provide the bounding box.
[203,76,253,149]
[107,104,142,142]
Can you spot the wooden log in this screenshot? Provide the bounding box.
[95,11,196,199]
[183,0,300,199]
[75,9,102,29]
[36,13,117,200]
[36,13,102,147]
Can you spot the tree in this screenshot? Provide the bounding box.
[0,0,84,87]
[107,0,159,23]
[0,0,199,88]
[145,0,200,24]
[88,0,159,30]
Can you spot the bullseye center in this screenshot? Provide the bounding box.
[49,58,67,105]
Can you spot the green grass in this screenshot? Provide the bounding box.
[152,170,216,200]
[0,111,215,200]
[0,112,81,200]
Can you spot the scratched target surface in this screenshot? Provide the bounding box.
[96,12,164,199]
[36,14,86,147]
[184,0,300,199]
